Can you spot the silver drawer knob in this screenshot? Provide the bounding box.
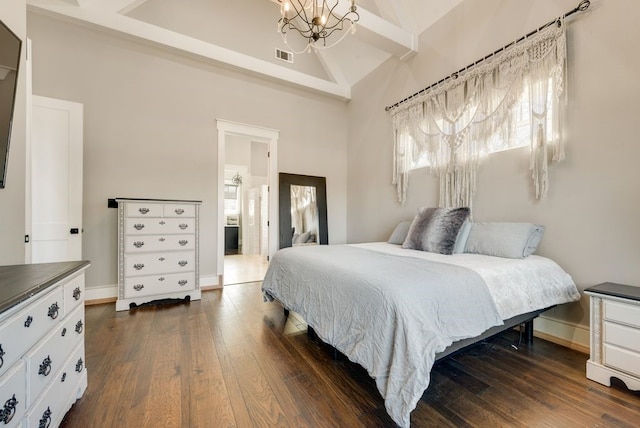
[133,241,144,248]
[159,237,166,242]
[133,263,144,270]
[178,240,188,246]
[138,207,150,214]
[133,223,145,230]
[178,223,188,230]
[133,284,144,291]
[178,280,188,286]
[175,208,185,215]
[178,260,188,267]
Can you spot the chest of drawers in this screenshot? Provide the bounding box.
[0,261,90,428]
[585,282,640,391]
[116,198,202,311]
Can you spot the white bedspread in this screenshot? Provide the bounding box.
[353,242,580,320]
[262,243,580,427]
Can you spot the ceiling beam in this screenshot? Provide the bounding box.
[27,0,351,100]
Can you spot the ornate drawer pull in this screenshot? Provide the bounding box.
[39,407,52,428]
[133,241,145,248]
[25,315,33,327]
[133,223,145,230]
[138,207,150,214]
[61,328,67,337]
[48,302,59,320]
[178,240,188,246]
[61,372,67,383]
[158,277,165,282]
[0,394,18,424]
[73,286,82,301]
[175,208,185,215]
[159,257,165,261]
[178,260,188,267]
[133,284,144,291]
[178,223,188,230]
[178,280,188,286]
[75,320,84,334]
[159,237,166,242]
[0,344,4,368]
[76,358,84,373]
[159,221,166,225]
[133,263,144,270]
[39,356,52,376]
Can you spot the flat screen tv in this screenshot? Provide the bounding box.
[0,18,21,189]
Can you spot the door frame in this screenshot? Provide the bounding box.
[216,119,278,285]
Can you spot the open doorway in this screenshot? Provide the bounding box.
[216,120,278,286]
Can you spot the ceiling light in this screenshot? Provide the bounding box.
[277,0,359,53]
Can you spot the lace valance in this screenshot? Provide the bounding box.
[390,19,567,207]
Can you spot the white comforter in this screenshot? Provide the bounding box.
[262,243,580,427]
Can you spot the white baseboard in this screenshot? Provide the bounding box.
[85,284,117,302]
[534,315,590,354]
[85,274,222,304]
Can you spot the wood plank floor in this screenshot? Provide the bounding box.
[62,283,640,427]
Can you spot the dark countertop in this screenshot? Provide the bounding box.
[585,282,640,302]
[0,260,91,314]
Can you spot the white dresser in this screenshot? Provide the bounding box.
[115,198,202,311]
[0,261,90,428]
[586,282,640,391]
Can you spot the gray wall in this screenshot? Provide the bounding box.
[347,0,640,333]
[27,12,348,289]
[0,0,26,265]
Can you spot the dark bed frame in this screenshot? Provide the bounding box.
[283,306,552,362]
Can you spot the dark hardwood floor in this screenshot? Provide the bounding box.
[62,283,640,427]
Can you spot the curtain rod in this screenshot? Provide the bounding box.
[384,0,590,112]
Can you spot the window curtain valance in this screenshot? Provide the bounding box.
[390,19,567,207]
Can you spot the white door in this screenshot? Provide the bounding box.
[30,95,83,262]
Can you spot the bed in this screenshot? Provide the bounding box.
[262,239,580,427]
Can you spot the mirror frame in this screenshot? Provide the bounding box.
[279,173,328,249]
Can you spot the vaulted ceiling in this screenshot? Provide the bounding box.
[26,0,463,100]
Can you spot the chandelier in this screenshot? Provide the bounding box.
[277,1,360,53]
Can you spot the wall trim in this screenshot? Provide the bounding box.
[534,315,590,355]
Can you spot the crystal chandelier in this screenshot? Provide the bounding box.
[277,1,360,53]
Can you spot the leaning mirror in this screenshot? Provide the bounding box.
[279,173,328,249]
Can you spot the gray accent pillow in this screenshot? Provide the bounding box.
[465,222,545,258]
[452,220,472,254]
[387,220,412,245]
[402,207,471,255]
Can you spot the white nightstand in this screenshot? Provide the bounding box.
[585,282,640,391]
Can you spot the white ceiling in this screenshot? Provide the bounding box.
[26,0,463,100]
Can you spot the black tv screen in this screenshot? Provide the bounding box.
[0,18,21,189]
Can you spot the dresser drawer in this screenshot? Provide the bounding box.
[604,300,640,328]
[124,272,196,299]
[604,321,640,353]
[63,273,85,315]
[0,288,64,378]
[124,252,195,277]
[604,343,640,377]
[163,203,195,218]
[26,305,84,405]
[27,343,85,428]
[124,234,195,253]
[125,202,162,217]
[125,217,195,235]
[0,361,26,427]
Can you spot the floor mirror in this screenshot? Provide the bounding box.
[279,173,328,249]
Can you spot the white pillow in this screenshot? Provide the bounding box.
[452,220,472,254]
[465,222,545,258]
[387,220,412,245]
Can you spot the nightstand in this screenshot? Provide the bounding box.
[585,282,640,391]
